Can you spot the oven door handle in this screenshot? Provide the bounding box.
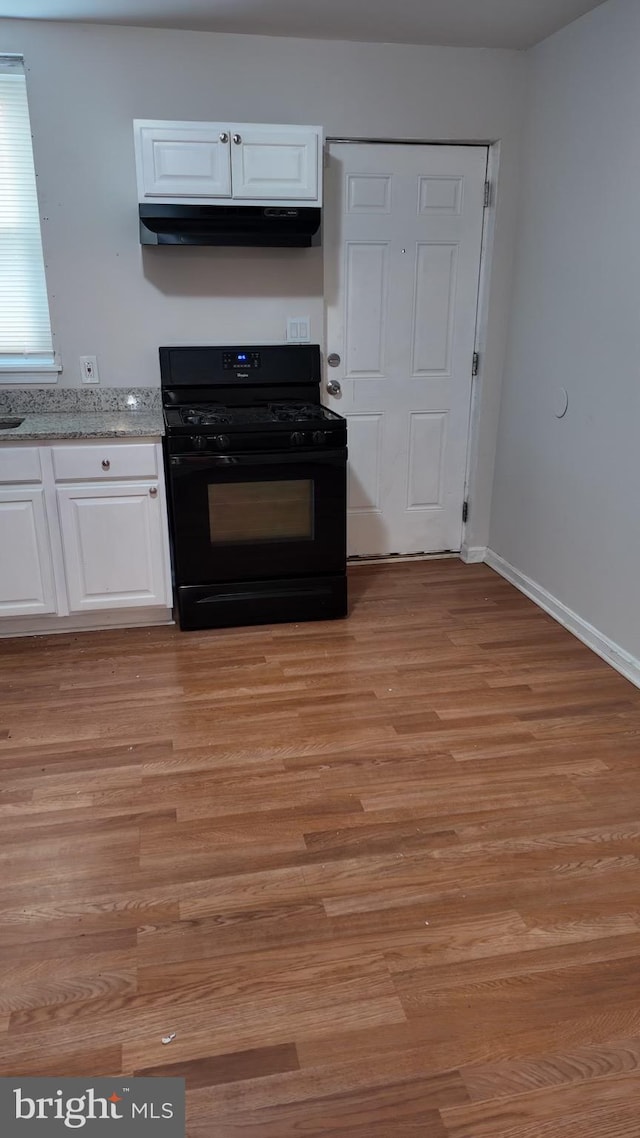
[170,449,347,469]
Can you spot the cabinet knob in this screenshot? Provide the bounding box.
[219,132,229,143]
[101,459,110,470]
[149,486,158,498]
[232,133,242,144]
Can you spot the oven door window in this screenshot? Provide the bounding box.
[208,479,314,545]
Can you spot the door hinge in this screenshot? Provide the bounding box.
[462,500,469,524]
[472,351,479,377]
[484,180,491,208]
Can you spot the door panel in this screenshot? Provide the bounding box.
[325,143,487,557]
[347,415,383,513]
[344,243,389,376]
[57,483,169,611]
[230,128,319,200]
[407,413,446,509]
[411,243,458,375]
[0,488,56,616]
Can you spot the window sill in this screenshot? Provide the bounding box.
[0,357,62,384]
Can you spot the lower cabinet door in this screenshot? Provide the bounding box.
[56,482,169,612]
[0,487,57,617]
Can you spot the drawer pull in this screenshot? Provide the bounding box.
[149,486,158,497]
[101,459,110,471]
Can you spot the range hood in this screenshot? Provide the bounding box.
[139,204,321,248]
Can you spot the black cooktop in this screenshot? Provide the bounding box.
[178,402,340,427]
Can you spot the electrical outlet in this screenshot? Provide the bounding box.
[80,355,100,383]
[286,317,311,343]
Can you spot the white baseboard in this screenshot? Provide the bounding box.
[460,544,487,564]
[348,552,457,566]
[485,549,640,689]
[0,606,174,639]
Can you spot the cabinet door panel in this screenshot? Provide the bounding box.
[57,483,169,612]
[137,124,231,199]
[0,488,56,616]
[0,447,42,484]
[231,128,319,200]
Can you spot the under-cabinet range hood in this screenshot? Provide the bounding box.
[139,204,321,248]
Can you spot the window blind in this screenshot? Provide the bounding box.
[0,55,55,368]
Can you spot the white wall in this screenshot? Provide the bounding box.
[0,18,524,549]
[489,0,640,664]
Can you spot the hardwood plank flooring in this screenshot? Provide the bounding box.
[1,559,640,1136]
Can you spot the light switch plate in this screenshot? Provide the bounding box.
[286,317,311,343]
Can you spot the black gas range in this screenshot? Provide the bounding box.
[161,344,348,630]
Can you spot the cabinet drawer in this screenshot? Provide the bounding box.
[52,443,158,482]
[0,447,42,484]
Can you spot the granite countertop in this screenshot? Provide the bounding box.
[0,388,164,442]
[0,410,165,441]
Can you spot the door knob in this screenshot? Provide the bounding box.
[232,133,242,144]
[326,379,342,397]
[219,132,229,143]
[149,486,158,497]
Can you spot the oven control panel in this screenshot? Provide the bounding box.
[222,351,261,370]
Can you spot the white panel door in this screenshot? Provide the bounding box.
[136,123,231,199]
[230,127,320,201]
[325,144,487,556]
[57,483,169,612]
[0,488,56,616]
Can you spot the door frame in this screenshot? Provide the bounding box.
[323,137,501,563]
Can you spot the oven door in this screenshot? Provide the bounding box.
[167,448,346,584]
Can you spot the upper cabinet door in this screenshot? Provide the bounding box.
[135,121,232,200]
[230,127,321,202]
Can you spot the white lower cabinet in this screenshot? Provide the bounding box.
[0,487,56,617]
[0,439,172,633]
[57,482,169,612]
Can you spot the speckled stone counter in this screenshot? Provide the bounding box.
[0,387,164,441]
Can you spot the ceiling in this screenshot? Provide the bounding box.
[0,0,608,50]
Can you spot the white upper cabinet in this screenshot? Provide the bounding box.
[134,121,323,206]
[229,127,319,201]
[136,123,232,199]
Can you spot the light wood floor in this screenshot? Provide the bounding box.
[2,560,640,1136]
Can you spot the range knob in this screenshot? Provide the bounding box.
[312,430,327,445]
[290,431,305,446]
[192,435,208,451]
[214,434,231,450]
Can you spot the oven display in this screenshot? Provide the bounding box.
[222,351,260,370]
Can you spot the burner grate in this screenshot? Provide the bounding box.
[182,406,234,426]
[178,401,331,427]
[268,403,325,422]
